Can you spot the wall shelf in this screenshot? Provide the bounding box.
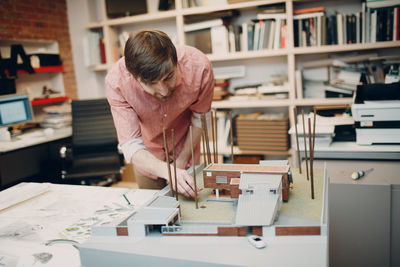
[293,41,400,55]
[181,0,285,16]
[212,98,290,109]
[31,96,69,106]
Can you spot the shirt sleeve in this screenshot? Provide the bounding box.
[191,110,211,128]
[189,56,214,114]
[105,76,142,147]
[120,137,146,163]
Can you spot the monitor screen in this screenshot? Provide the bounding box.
[0,94,33,127]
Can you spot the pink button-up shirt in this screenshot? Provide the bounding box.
[106,45,214,179]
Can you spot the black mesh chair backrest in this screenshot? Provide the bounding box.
[71,99,118,155]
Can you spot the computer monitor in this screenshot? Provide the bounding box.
[0,94,33,127]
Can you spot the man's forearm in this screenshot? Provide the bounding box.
[131,148,199,198]
[176,125,202,169]
[131,149,170,179]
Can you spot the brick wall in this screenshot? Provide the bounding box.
[0,0,78,99]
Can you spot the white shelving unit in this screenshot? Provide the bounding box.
[84,0,400,160]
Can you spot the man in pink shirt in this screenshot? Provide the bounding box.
[106,30,214,198]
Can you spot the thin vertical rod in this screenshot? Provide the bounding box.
[211,110,217,163]
[162,127,174,197]
[293,107,302,174]
[201,113,212,165]
[301,110,310,181]
[201,131,207,165]
[312,107,317,152]
[214,110,218,163]
[190,126,199,209]
[229,110,234,163]
[308,118,315,199]
[171,129,178,201]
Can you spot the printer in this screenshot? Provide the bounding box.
[352,82,400,145]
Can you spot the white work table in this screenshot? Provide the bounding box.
[0,182,327,267]
[296,141,400,160]
[0,127,72,153]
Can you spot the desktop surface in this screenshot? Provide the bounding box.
[0,126,71,153]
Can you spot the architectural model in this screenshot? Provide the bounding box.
[90,160,289,239]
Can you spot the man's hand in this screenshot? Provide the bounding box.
[167,167,200,198]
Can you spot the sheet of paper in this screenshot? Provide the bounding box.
[0,183,50,211]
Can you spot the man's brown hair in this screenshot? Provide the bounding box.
[124,29,177,83]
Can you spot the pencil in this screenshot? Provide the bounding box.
[123,194,131,206]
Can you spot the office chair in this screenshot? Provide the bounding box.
[60,98,123,186]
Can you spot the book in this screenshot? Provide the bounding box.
[371,10,377,42]
[184,9,239,24]
[184,18,224,32]
[241,22,248,51]
[99,38,106,64]
[295,69,303,99]
[337,13,343,45]
[211,25,229,54]
[362,2,367,43]
[293,12,325,20]
[366,0,400,8]
[258,3,285,14]
[228,25,236,52]
[253,21,261,50]
[281,24,287,48]
[256,13,286,20]
[268,20,276,49]
[247,22,255,50]
[294,19,299,46]
[394,7,399,40]
[186,28,212,54]
[273,18,283,49]
[294,6,325,15]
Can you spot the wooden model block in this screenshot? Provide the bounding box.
[252,226,263,236]
[203,164,290,201]
[275,226,321,236]
[116,227,129,236]
[230,186,241,199]
[218,226,248,236]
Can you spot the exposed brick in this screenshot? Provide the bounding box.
[0,0,77,98]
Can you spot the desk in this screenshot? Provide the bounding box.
[327,161,400,267]
[0,127,72,189]
[297,141,400,160]
[0,182,327,267]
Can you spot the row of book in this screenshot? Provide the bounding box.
[294,3,400,47]
[184,16,287,55]
[86,31,106,66]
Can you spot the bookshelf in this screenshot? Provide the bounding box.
[84,0,400,161]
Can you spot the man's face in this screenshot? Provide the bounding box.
[139,68,177,102]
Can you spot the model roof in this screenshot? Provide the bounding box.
[239,173,282,190]
[235,192,279,226]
